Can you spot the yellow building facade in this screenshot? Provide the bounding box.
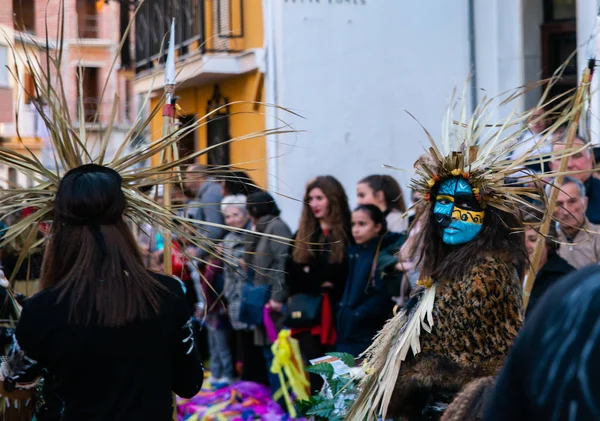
[135,0,268,186]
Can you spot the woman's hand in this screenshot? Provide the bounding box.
[267,299,284,313]
[238,258,247,273]
[395,261,414,272]
[321,281,334,289]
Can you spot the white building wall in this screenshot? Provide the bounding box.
[266,0,494,230]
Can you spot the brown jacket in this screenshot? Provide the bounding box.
[557,220,600,269]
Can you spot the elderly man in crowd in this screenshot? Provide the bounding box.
[552,176,600,269]
[550,135,600,224]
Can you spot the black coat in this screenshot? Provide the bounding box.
[585,175,600,225]
[286,228,350,308]
[336,232,405,356]
[15,273,204,421]
[526,251,574,316]
[483,264,600,421]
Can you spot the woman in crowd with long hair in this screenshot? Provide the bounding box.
[356,174,408,233]
[285,175,351,392]
[14,164,204,420]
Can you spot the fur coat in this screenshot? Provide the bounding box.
[387,253,523,420]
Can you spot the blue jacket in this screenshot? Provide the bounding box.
[336,232,405,356]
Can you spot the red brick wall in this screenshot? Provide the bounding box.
[0,1,13,27]
[35,0,76,40]
[0,87,13,124]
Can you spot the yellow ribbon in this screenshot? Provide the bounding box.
[270,329,310,417]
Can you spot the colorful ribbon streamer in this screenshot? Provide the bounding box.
[270,330,310,417]
[177,381,303,421]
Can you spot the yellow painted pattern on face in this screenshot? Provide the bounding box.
[435,195,455,203]
[452,207,485,224]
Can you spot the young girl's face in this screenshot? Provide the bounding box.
[351,210,382,245]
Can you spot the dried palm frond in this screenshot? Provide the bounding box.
[0,1,295,298]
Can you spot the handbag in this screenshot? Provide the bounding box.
[283,293,323,328]
[239,268,271,326]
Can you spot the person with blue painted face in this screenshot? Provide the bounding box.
[349,161,532,421]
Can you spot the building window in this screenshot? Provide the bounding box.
[125,79,132,122]
[77,67,99,122]
[541,0,576,107]
[77,0,100,39]
[206,85,230,167]
[24,72,36,104]
[8,168,17,188]
[13,0,36,33]
[544,0,576,21]
[0,45,8,87]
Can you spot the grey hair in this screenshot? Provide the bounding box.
[546,176,587,202]
[221,194,248,213]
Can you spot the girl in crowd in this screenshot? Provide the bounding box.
[15,164,204,420]
[221,195,268,385]
[286,175,351,392]
[356,175,408,233]
[336,205,404,357]
[245,191,293,394]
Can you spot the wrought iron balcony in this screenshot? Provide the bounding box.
[135,0,245,74]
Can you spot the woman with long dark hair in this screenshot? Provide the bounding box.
[285,175,351,392]
[356,174,408,233]
[14,164,204,420]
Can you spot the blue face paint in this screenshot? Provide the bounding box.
[433,177,484,245]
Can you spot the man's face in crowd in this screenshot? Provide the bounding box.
[554,182,588,231]
[185,170,204,195]
[551,138,594,183]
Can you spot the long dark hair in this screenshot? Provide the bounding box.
[221,170,260,196]
[41,164,164,327]
[247,191,281,219]
[359,175,407,213]
[414,188,527,281]
[293,175,351,264]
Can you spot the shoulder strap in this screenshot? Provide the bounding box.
[369,234,386,287]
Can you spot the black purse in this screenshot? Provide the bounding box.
[283,293,323,328]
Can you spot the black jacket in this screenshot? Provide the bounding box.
[483,264,600,421]
[336,232,405,356]
[526,251,574,315]
[286,228,351,307]
[585,176,600,225]
[15,273,204,421]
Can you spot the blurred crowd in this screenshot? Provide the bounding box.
[1,106,599,405]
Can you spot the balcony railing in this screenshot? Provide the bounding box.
[78,14,100,39]
[135,0,245,74]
